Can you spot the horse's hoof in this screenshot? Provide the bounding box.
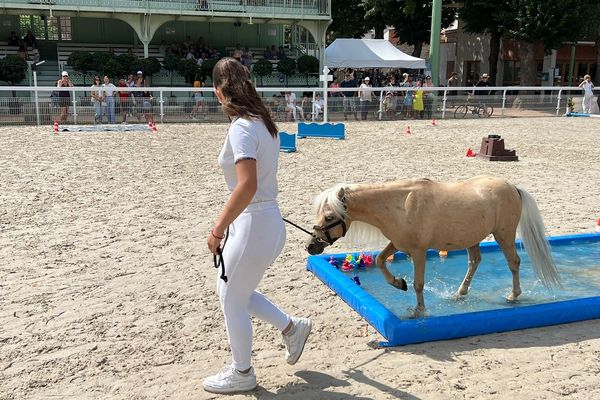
[393,277,408,291]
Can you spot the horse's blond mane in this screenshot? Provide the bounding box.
[314,184,389,249]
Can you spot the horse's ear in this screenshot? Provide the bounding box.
[337,187,345,200]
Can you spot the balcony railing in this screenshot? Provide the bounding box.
[5,0,331,17]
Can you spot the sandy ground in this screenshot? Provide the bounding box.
[1,117,600,400]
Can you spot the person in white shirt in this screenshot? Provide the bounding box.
[578,74,595,114]
[284,91,304,121]
[312,93,324,121]
[358,76,374,120]
[102,75,116,124]
[90,76,103,123]
[203,57,311,394]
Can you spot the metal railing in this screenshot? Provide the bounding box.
[0,86,596,126]
[3,0,330,16]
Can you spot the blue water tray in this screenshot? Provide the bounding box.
[306,233,600,346]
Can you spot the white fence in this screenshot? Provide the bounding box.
[0,86,597,126]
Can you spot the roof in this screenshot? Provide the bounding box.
[325,38,426,69]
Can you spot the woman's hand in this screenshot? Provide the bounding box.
[207,229,223,255]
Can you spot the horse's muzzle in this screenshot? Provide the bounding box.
[306,238,326,255]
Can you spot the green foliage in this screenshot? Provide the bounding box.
[200,58,219,80]
[67,51,95,73]
[92,52,115,74]
[163,53,182,72]
[178,58,200,84]
[277,58,296,77]
[116,53,137,75]
[329,0,370,41]
[0,55,27,85]
[136,57,162,77]
[252,58,273,77]
[296,55,319,74]
[102,58,124,79]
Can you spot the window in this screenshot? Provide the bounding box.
[18,15,71,41]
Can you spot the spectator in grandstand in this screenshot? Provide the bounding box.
[159,40,168,57]
[56,71,73,124]
[102,75,116,124]
[277,46,286,59]
[190,74,204,120]
[183,35,193,51]
[340,73,358,121]
[23,30,37,48]
[268,45,277,60]
[264,46,273,60]
[578,74,595,114]
[7,31,19,46]
[242,47,253,70]
[203,57,311,395]
[90,76,103,124]
[117,76,131,124]
[358,76,374,120]
[232,44,243,61]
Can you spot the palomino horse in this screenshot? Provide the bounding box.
[306,176,561,316]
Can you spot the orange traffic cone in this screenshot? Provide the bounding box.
[53,120,59,134]
[595,218,600,233]
[432,119,437,126]
[466,148,476,157]
[405,125,411,135]
[148,121,157,132]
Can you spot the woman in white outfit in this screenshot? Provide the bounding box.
[284,91,304,121]
[578,74,595,114]
[204,58,312,394]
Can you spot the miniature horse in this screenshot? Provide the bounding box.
[306,176,561,316]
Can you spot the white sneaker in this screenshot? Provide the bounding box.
[282,317,312,365]
[202,365,257,394]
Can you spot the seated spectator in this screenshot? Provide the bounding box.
[312,93,324,121]
[7,31,19,46]
[264,46,273,60]
[183,35,193,51]
[23,30,37,48]
[232,43,243,61]
[159,40,167,56]
[277,46,286,59]
[242,47,253,70]
[284,91,303,121]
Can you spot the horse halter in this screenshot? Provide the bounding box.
[313,218,347,245]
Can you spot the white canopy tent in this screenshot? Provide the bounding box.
[324,38,426,69]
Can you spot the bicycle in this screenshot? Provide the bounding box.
[453,93,494,118]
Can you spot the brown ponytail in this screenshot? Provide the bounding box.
[212,57,278,137]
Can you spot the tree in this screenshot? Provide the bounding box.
[328,0,370,41]
[252,58,273,86]
[67,51,95,85]
[277,58,296,86]
[163,54,182,89]
[116,53,137,76]
[459,0,512,84]
[296,55,319,85]
[0,55,27,100]
[136,57,162,81]
[507,0,588,86]
[103,58,124,80]
[390,0,457,57]
[579,0,600,85]
[178,58,200,84]
[92,52,115,75]
[200,58,219,82]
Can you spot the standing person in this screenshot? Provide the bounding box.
[446,72,459,107]
[358,76,373,120]
[473,73,490,96]
[578,74,595,114]
[203,57,311,394]
[90,76,103,124]
[190,74,204,120]
[423,75,434,119]
[56,71,73,124]
[401,74,414,119]
[117,76,131,124]
[413,80,424,119]
[383,75,398,120]
[102,75,116,124]
[340,73,358,121]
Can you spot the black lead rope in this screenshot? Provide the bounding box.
[213,227,230,282]
[282,217,314,236]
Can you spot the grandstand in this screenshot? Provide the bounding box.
[0,0,331,91]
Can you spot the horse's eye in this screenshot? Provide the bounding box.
[324,216,334,222]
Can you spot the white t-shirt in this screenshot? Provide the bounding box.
[103,83,115,97]
[218,117,280,203]
[581,81,594,96]
[285,93,297,107]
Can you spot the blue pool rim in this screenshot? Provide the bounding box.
[306,233,600,346]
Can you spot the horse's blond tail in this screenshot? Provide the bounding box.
[517,188,562,289]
